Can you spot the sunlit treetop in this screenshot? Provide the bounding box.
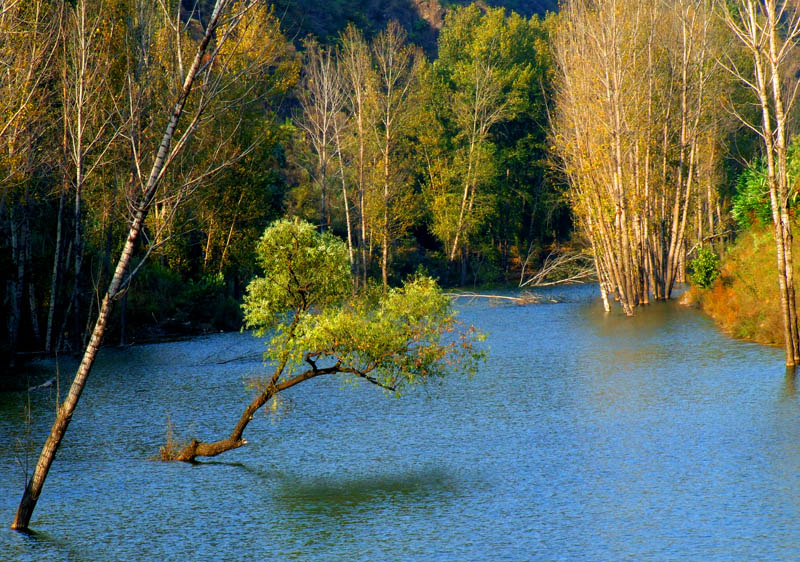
[242,219,485,396]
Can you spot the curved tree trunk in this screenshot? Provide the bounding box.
[174,366,339,462]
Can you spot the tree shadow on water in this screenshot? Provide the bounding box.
[272,466,460,516]
[190,459,287,482]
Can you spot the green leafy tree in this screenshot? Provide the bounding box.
[171,218,484,462]
[417,5,555,283]
[688,248,721,289]
[732,139,800,230]
[732,163,772,229]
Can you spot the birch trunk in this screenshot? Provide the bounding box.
[12,0,230,530]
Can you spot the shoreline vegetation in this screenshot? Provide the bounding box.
[1,2,571,386]
[682,226,790,348]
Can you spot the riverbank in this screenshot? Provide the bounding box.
[681,226,786,347]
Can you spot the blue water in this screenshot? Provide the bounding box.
[1,285,798,561]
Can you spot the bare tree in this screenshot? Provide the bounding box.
[296,41,346,233]
[50,0,123,354]
[519,246,594,288]
[331,76,356,269]
[339,25,374,286]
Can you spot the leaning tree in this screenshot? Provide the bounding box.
[168,218,485,462]
[11,0,278,530]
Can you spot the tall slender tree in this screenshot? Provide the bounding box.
[338,25,373,287]
[11,0,276,530]
[370,21,420,289]
[296,41,345,233]
[720,0,800,366]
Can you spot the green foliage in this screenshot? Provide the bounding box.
[243,219,484,394]
[732,139,800,229]
[182,273,241,327]
[267,0,556,55]
[688,248,721,290]
[731,162,771,229]
[243,218,351,336]
[126,265,241,335]
[415,5,564,279]
[289,274,484,393]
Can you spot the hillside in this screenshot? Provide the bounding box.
[269,0,557,53]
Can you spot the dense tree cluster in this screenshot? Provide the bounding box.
[6,0,800,371]
[1,0,562,382]
[288,5,563,290]
[551,0,800,367]
[0,0,298,374]
[552,0,733,314]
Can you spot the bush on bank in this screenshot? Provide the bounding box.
[683,226,787,346]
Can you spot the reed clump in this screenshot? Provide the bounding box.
[158,415,184,462]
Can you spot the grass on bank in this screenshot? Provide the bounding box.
[683,226,786,346]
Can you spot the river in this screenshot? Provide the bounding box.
[2,284,799,561]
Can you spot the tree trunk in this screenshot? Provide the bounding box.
[174,365,339,462]
[8,207,23,367]
[456,244,464,287]
[25,216,41,347]
[765,0,800,364]
[119,290,127,347]
[219,192,244,273]
[382,134,390,289]
[12,0,229,530]
[334,119,355,271]
[358,116,368,288]
[45,176,67,354]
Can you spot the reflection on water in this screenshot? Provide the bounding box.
[784,368,797,400]
[1,284,798,561]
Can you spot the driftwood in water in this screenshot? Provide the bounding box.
[519,247,595,288]
[444,292,559,305]
[28,378,56,392]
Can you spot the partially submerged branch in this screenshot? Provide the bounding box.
[519,248,595,288]
[444,292,549,305]
[169,361,391,462]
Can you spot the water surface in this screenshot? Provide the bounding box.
[2,285,798,561]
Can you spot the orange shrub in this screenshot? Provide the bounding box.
[694,227,786,346]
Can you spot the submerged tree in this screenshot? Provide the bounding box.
[553,0,729,314]
[170,218,484,462]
